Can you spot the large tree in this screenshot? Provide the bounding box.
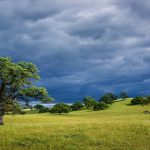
[0,57,53,125]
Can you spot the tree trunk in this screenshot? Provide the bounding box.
[0,115,4,125]
[25,100,29,107]
[0,102,5,125]
[0,82,6,125]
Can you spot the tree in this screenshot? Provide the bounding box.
[39,107,49,113]
[130,97,144,105]
[100,93,117,104]
[83,96,96,109]
[143,96,150,105]
[120,92,128,100]
[0,57,53,125]
[34,104,44,110]
[93,102,108,111]
[131,96,150,105]
[70,102,84,111]
[50,103,70,115]
[19,86,53,106]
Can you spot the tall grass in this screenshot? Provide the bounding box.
[0,99,150,150]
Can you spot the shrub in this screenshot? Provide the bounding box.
[19,110,26,115]
[93,102,108,111]
[139,96,150,105]
[39,108,49,113]
[130,97,144,105]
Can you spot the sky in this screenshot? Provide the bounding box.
[0,0,150,102]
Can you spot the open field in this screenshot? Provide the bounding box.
[1,99,150,150]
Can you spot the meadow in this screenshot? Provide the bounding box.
[0,99,150,150]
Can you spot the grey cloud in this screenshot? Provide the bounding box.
[0,0,150,101]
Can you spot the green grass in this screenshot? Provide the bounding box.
[1,99,150,150]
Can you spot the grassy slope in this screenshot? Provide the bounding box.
[1,99,150,150]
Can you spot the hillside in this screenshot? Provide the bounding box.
[1,99,150,150]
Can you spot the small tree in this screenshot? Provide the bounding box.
[0,57,53,125]
[120,92,128,100]
[70,102,84,111]
[93,102,108,111]
[83,96,96,109]
[50,103,70,115]
[100,93,117,104]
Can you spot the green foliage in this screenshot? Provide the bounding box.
[39,108,49,113]
[34,104,44,110]
[130,97,144,105]
[70,102,84,111]
[19,86,53,103]
[19,110,26,115]
[100,93,117,104]
[83,96,96,109]
[142,96,150,105]
[50,103,70,115]
[120,92,129,100]
[0,57,53,124]
[5,99,21,115]
[131,96,150,105]
[93,102,108,111]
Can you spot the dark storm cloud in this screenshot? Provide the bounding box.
[0,0,150,101]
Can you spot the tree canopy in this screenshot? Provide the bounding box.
[100,93,117,104]
[0,57,53,125]
[50,103,70,115]
[70,102,84,111]
[83,96,96,109]
[93,102,108,111]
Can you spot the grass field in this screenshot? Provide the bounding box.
[1,99,150,150]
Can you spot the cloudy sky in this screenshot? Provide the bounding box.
[0,0,150,102]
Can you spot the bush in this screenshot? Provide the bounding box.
[70,102,84,111]
[140,96,150,105]
[93,102,108,111]
[19,110,26,115]
[100,93,117,104]
[130,97,144,105]
[39,108,49,113]
[34,104,44,110]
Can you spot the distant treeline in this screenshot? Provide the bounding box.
[22,92,128,115]
[5,92,150,115]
